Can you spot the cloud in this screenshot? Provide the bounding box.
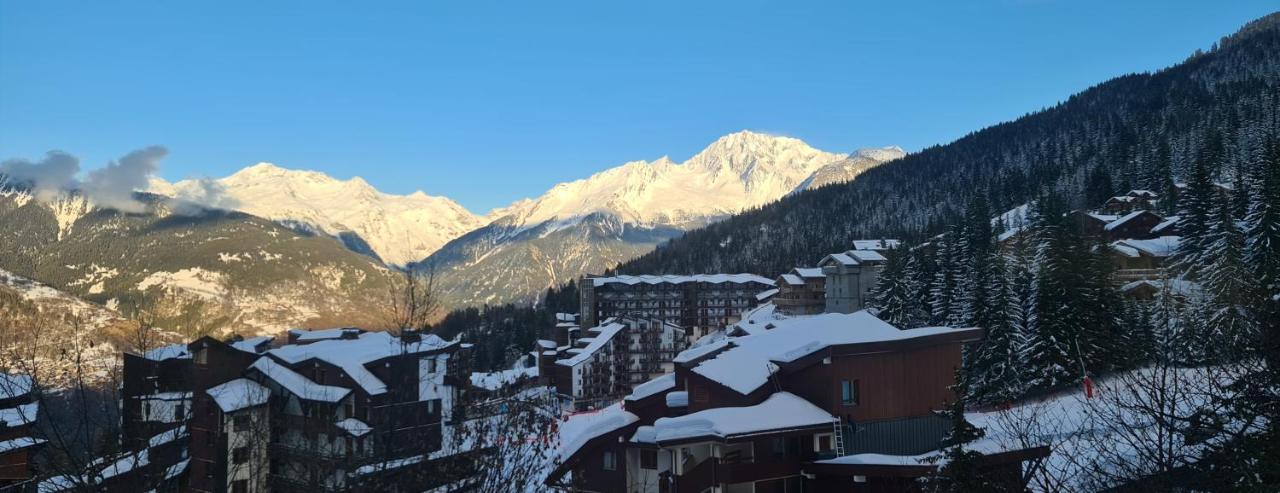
[0,151,82,201]
[1,146,174,214]
[166,177,241,215]
[81,146,168,213]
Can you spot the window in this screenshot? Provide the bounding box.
[174,402,185,420]
[841,379,859,406]
[640,449,657,470]
[232,446,249,464]
[602,450,617,471]
[771,437,787,457]
[427,358,437,373]
[233,414,251,432]
[814,433,833,453]
[195,349,208,365]
[231,479,248,493]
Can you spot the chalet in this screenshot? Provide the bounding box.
[819,249,887,314]
[554,318,687,411]
[1108,236,1181,282]
[1102,210,1166,241]
[773,267,826,316]
[579,274,775,340]
[0,374,43,489]
[1100,190,1158,214]
[548,311,1047,492]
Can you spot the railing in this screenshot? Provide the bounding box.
[1115,269,1165,282]
[676,457,717,493]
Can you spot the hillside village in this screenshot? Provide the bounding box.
[2,9,1280,493]
[3,176,1269,493]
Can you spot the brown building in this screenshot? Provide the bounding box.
[774,267,826,316]
[548,311,1047,492]
[1101,210,1166,241]
[1108,236,1181,282]
[0,374,43,489]
[579,274,775,340]
[98,329,475,493]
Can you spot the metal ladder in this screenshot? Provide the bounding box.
[832,417,846,458]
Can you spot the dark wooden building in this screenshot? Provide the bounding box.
[548,311,1048,493]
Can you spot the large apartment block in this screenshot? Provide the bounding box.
[90,329,474,493]
[579,274,775,340]
[552,318,688,410]
[548,310,1048,492]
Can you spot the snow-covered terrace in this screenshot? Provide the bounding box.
[634,392,833,445]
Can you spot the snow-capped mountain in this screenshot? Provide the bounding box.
[425,131,901,306]
[488,131,853,233]
[792,146,906,192]
[150,164,486,266]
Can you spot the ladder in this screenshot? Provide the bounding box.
[832,417,846,458]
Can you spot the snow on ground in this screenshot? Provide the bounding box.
[470,366,539,391]
[136,268,227,300]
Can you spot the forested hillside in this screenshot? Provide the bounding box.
[617,13,1280,277]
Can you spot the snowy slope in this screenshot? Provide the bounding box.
[791,146,906,192]
[151,164,486,266]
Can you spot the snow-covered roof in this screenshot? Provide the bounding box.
[0,373,33,399]
[1152,216,1180,233]
[754,288,779,302]
[686,311,979,395]
[1111,236,1181,258]
[143,343,190,362]
[557,404,639,461]
[269,331,453,395]
[556,322,625,367]
[821,250,886,267]
[140,391,191,401]
[1086,213,1120,222]
[555,312,577,322]
[230,336,273,354]
[848,249,887,262]
[536,339,557,349]
[1103,210,1156,231]
[207,378,270,413]
[1127,189,1156,197]
[249,357,350,402]
[1121,279,1202,297]
[626,373,675,401]
[673,339,730,364]
[651,392,832,443]
[666,391,689,408]
[821,252,858,266]
[780,274,804,286]
[590,274,774,287]
[0,402,38,427]
[793,267,825,278]
[335,418,372,437]
[852,239,901,251]
[0,436,47,454]
[288,327,365,342]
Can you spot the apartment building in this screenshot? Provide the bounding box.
[579,274,775,340]
[553,318,687,411]
[90,329,474,493]
[548,311,1048,492]
[820,249,888,314]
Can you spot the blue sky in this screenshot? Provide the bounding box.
[1,1,1275,213]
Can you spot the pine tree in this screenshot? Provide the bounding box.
[923,370,1004,492]
[1202,195,1259,359]
[931,231,963,326]
[968,251,1023,403]
[1022,193,1081,391]
[1245,141,1280,336]
[1175,151,1219,280]
[871,246,914,327]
